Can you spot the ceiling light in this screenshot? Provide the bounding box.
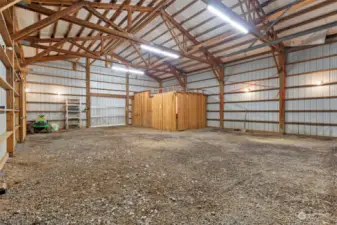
[140,45,179,59]
[316,81,323,86]
[111,66,144,75]
[244,88,250,92]
[25,88,30,92]
[57,92,61,96]
[207,5,248,34]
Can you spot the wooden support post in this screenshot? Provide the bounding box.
[6,66,15,156]
[278,45,286,134]
[86,57,91,128]
[219,67,224,129]
[72,62,77,71]
[105,58,108,68]
[125,72,129,126]
[159,81,163,93]
[19,72,26,142]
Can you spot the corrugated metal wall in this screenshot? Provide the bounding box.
[90,65,127,127]
[224,54,280,132]
[286,42,337,137]
[27,60,159,128]
[186,70,220,127]
[27,61,87,128]
[89,64,159,127]
[162,78,184,92]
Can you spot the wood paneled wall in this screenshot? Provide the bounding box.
[133,91,206,131]
[132,91,152,127]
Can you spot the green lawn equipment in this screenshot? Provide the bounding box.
[30,115,52,134]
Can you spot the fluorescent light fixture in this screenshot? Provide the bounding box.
[207,5,248,34]
[111,66,144,75]
[140,45,179,59]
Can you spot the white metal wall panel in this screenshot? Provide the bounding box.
[286,42,337,137]
[162,78,178,87]
[187,70,220,127]
[89,65,158,127]
[27,61,160,129]
[27,64,87,128]
[90,97,126,127]
[224,55,280,132]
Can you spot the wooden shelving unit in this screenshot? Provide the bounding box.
[0,131,13,144]
[0,4,26,164]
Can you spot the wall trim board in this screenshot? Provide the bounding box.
[28,110,66,113]
[224,76,279,86]
[90,87,128,92]
[287,81,337,89]
[287,68,337,77]
[28,72,85,81]
[286,110,337,113]
[27,119,87,122]
[286,122,337,126]
[28,92,85,97]
[28,73,155,88]
[185,68,214,77]
[188,85,219,90]
[225,54,277,68]
[90,93,132,99]
[287,53,337,65]
[225,87,279,94]
[188,77,217,84]
[209,126,337,140]
[27,81,85,89]
[32,64,158,82]
[224,119,279,124]
[224,66,276,77]
[224,110,280,113]
[286,96,337,101]
[27,101,87,105]
[225,99,279,104]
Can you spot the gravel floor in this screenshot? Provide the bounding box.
[0,127,336,225]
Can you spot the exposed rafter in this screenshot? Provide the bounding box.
[13,1,86,41]
[11,0,337,82]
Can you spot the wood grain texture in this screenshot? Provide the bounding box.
[133,91,206,131]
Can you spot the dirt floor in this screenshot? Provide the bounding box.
[0,127,336,225]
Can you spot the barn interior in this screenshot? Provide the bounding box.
[0,0,337,224]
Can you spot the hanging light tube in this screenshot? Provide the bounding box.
[111,66,144,75]
[140,44,180,59]
[207,5,248,34]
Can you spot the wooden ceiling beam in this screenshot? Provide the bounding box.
[25,54,80,63]
[29,0,158,12]
[13,1,86,41]
[67,39,99,58]
[83,4,124,32]
[161,10,222,80]
[100,0,170,56]
[16,2,209,64]
[25,36,115,43]
[23,39,67,66]
[84,0,131,60]
[23,42,168,79]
